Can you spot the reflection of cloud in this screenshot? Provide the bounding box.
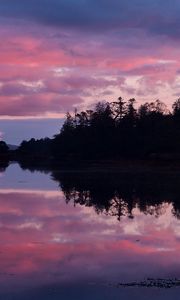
[0,188,179,292]
[52,233,72,244]
[156,247,175,252]
[123,222,141,236]
[0,188,63,197]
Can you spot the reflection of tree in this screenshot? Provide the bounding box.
[143,203,169,218]
[17,162,180,221]
[108,197,129,221]
[0,160,9,172]
[172,202,180,219]
[51,172,180,221]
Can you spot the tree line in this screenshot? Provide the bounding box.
[17,97,180,160]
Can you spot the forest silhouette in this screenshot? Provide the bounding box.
[16,97,180,161]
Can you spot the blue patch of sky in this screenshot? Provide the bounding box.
[0,118,64,145]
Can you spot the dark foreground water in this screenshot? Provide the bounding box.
[0,163,180,299]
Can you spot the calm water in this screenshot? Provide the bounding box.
[0,163,180,299]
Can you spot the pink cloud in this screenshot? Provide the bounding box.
[0,22,179,117]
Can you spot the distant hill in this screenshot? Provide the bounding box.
[8,144,18,151]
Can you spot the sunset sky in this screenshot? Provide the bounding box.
[0,0,180,144]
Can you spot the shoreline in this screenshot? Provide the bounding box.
[8,157,180,175]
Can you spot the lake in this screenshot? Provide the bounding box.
[0,162,179,299]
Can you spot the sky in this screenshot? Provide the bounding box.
[0,0,180,144]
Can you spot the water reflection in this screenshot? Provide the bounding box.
[52,172,180,220]
[0,159,9,172]
[0,163,179,299]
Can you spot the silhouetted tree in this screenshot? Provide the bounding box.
[111,97,126,121]
[172,98,180,117]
